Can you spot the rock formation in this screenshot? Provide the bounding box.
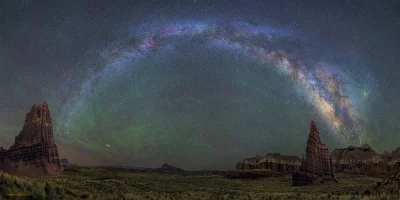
[331,144,389,176]
[236,153,301,174]
[0,102,61,176]
[292,121,336,186]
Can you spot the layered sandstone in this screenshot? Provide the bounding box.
[0,102,61,176]
[292,121,336,186]
[331,144,389,176]
[236,153,301,174]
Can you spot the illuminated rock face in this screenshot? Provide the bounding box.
[292,121,336,186]
[0,102,61,176]
[236,153,301,174]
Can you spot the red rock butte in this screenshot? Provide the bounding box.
[0,102,61,176]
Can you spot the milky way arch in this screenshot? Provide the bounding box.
[57,19,372,153]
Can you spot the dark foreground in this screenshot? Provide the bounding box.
[0,166,399,200]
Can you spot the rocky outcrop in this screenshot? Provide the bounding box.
[392,147,400,157]
[156,163,184,172]
[0,102,61,176]
[236,153,301,174]
[390,147,400,166]
[331,144,389,176]
[292,121,336,186]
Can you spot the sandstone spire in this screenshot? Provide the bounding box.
[292,120,336,186]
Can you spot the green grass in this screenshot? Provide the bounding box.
[0,166,399,200]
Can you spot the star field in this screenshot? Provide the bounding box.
[0,0,399,170]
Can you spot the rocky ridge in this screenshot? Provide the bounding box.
[332,144,387,176]
[331,144,400,176]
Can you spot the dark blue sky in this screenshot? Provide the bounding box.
[1,0,399,169]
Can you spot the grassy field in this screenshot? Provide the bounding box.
[0,166,399,200]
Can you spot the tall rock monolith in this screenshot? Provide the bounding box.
[0,102,61,176]
[292,120,336,186]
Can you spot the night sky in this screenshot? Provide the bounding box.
[1,0,399,170]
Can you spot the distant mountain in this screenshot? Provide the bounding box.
[156,163,184,172]
[60,158,70,166]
